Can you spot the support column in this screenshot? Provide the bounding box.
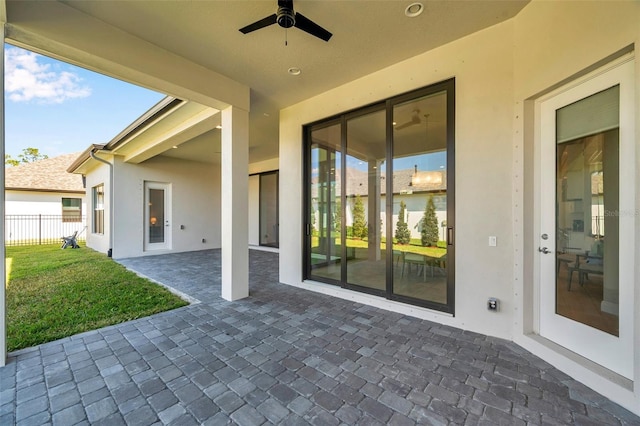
[1,24,6,366]
[367,160,381,261]
[221,106,249,301]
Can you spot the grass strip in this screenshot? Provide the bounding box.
[6,244,188,352]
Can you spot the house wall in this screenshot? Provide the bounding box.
[280,1,640,414]
[5,190,86,216]
[5,190,87,243]
[84,161,112,255]
[281,18,515,337]
[111,155,220,259]
[513,0,640,412]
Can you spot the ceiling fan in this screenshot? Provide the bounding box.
[239,0,332,42]
[395,110,425,130]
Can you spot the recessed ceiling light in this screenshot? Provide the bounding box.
[405,2,424,17]
[288,67,302,76]
[172,145,178,149]
[215,125,222,129]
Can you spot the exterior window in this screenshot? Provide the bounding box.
[62,197,82,222]
[93,184,105,235]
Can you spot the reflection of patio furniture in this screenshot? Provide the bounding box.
[401,252,446,281]
[402,252,428,281]
[393,250,403,267]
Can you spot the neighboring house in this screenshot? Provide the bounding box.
[5,153,86,244]
[2,1,640,415]
[311,166,448,241]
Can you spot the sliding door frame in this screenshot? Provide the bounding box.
[303,78,456,314]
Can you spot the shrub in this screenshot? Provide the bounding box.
[395,201,411,244]
[421,196,439,247]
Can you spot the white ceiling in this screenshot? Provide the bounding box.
[5,0,529,164]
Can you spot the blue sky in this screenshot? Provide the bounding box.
[4,44,166,159]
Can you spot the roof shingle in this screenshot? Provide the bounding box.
[5,153,85,193]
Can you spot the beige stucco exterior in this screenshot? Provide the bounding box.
[280,2,640,413]
[83,155,220,259]
[1,0,639,415]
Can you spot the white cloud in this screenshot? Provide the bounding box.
[4,47,92,103]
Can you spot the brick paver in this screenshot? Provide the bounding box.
[1,249,638,425]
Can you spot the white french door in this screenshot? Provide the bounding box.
[537,56,635,379]
[144,181,171,251]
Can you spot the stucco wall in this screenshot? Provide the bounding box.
[111,155,220,259]
[84,161,112,255]
[280,0,640,414]
[512,0,640,412]
[281,19,515,338]
[5,190,86,216]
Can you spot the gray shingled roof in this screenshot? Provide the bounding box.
[5,153,85,193]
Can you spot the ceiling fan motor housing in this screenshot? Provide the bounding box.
[277,6,295,28]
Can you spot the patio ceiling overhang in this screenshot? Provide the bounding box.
[67,98,221,174]
[2,0,530,164]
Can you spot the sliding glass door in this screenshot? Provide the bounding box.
[345,108,387,293]
[392,90,451,306]
[305,80,455,313]
[308,122,342,282]
[259,171,279,247]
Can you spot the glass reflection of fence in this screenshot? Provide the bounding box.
[5,215,86,246]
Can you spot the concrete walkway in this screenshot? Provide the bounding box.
[1,249,639,425]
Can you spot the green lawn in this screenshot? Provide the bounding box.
[5,244,188,352]
[312,236,447,258]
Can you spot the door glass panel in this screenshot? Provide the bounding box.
[555,86,619,336]
[260,172,278,247]
[392,91,448,303]
[148,188,165,244]
[345,109,386,291]
[309,124,342,281]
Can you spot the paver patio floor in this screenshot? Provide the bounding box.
[1,249,638,425]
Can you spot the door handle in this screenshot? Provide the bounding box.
[538,247,552,254]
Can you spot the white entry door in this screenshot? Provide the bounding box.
[537,56,635,379]
[145,182,171,251]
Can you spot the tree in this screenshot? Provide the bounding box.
[421,196,439,247]
[5,148,48,166]
[351,195,367,239]
[332,199,342,233]
[395,200,411,244]
[310,207,318,237]
[5,154,19,167]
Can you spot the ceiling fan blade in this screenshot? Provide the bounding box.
[294,12,332,41]
[395,121,416,130]
[239,14,277,34]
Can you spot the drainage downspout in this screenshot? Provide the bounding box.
[90,151,114,257]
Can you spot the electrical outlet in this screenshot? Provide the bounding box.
[488,297,498,311]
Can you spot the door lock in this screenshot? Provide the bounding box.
[538,247,551,254]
